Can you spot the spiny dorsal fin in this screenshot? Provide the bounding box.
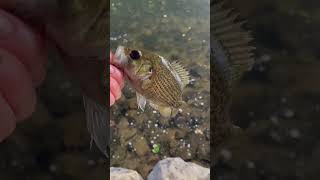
[212,1,255,83]
[170,61,190,88]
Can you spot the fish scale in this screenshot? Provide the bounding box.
[146,61,182,107]
[114,46,189,118]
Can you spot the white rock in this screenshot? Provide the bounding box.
[110,167,144,180]
[147,157,210,180]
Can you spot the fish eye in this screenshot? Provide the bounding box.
[129,50,141,60]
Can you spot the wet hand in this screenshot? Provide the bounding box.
[110,51,124,106]
[0,10,47,142]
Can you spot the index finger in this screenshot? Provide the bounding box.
[0,9,47,87]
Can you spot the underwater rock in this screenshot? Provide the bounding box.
[118,117,138,144]
[111,144,127,162]
[139,164,154,179]
[110,167,143,180]
[197,141,210,162]
[147,157,210,180]
[134,113,148,125]
[127,110,138,118]
[54,152,92,179]
[128,97,138,109]
[26,101,52,129]
[61,112,90,148]
[132,135,149,156]
[174,128,188,140]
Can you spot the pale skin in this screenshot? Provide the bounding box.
[110,51,124,106]
[0,7,124,142]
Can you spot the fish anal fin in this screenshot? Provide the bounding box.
[83,96,109,157]
[136,92,147,111]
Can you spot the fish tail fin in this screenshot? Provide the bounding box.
[83,96,109,157]
[212,1,255,84]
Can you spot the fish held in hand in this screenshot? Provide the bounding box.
[114,46,190,118]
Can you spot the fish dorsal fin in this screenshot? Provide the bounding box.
[170,61,190,88]
[212,2,255,83]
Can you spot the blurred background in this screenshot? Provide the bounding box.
[216,0,320,179]
[0,41,108,179]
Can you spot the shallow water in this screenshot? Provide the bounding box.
[110,0,210,177]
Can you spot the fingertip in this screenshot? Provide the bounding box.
[110,92,115,106]
[110,64,115,74]
[110,65,124,88]
[0,95,16,142]
[110,77,121,100]
[18,91,36,121]
[0,48,37,122]
[0,10,47,88]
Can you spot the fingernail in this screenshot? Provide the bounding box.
[0,10,14,37]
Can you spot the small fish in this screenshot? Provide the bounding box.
[114,46,190,117]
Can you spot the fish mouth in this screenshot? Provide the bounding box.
[114,46,128,68]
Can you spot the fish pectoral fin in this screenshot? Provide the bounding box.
[136,92,147,111]
[83,96,109,157]
[150,102,177,118]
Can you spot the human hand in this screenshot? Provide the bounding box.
[0,0,110,142]
[110,51,124,106]
[0,10,47,141]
